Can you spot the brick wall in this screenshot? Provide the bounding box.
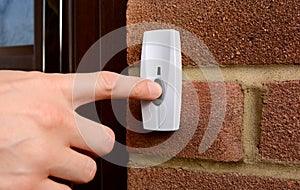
[126,0,300,189]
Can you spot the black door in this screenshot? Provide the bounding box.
[0,0,128,189]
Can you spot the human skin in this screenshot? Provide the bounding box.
[0,70,162,190]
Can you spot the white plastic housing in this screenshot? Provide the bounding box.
[140,29,182,131]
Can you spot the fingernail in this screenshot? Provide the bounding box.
[147,81,162,99]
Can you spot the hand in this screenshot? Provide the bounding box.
[0,70,162,190]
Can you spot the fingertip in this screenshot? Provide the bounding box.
[103,126,115,153]
[103,126,115,141]
[147,80,163,99]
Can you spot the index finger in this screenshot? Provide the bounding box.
[55,71,162,108]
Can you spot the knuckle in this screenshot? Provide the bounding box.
[27,72,48,86]
[98,71,118,95]
[29,71,44,76]
[131,81,147,98]
[27,102,64,129]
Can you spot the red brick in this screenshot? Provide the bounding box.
[260,80,300,163]
[127,82,243,162]
[128,167,300,190]
[127,0,300,65]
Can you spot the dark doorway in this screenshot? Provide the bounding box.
[0,1,128,189]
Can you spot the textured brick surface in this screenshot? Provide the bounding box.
[127,82,243,162]
[127,0,300,65]
[260,80,300,163]
[128,167,300,190]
